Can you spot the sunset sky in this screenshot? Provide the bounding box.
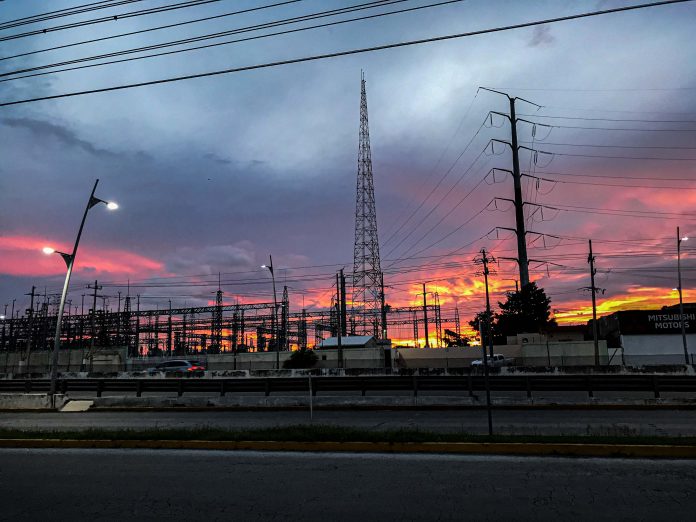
[1,0,695,344]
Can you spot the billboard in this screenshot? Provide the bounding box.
[616,310,696,335]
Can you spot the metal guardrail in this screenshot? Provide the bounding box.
[2,375,696,398]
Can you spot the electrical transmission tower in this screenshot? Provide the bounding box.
[481,87,542,288]
[352,71,383,337]
[211,280,223,354]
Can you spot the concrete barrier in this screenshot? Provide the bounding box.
[0,393,66,410]
[85,394,696,410]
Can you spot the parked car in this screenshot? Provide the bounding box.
[147,360,206,377]
[471,354,508,367]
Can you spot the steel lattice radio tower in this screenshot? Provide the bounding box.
[352,72,383,337]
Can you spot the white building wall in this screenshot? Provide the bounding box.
[621,334,696,365]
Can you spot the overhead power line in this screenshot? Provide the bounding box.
[485,86,696,92]
[382,113,487,248]
[381,88,480,246]
[0,0,225,43]
[520,141,696,150]
[518,114,696,123]
[1,0,692,108]
[0,0,303,63]
[521,170,696,182]
[518,118,696,132]
[523,173,696,191]
[0,1,147,31]
[382,145,490,261]
[0,0,456,83]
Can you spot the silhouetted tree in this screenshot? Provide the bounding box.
[283,348,318,369]
[495,282,556,337]
[468,310,497,346]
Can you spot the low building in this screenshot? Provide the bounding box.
[318,335,379,349]
[595,305,696,365]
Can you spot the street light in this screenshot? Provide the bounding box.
[261,255,279,370]
[44,179,117,405]
[677,227,689,365]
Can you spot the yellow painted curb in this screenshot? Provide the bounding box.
[0,439,695,458]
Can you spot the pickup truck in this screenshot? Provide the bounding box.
[471,354,508,367]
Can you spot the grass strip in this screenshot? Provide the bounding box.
[1,425,696,446]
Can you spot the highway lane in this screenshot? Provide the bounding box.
[1,449,695,521]
[2,409,696,436]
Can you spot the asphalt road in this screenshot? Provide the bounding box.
[2,409,696,436]
[1,449,694,521]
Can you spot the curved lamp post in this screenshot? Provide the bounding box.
[44,179,117,405]
[261,255,279,370]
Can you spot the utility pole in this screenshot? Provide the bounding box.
[588,240,600,366]
[9,299,16,351]
[24,286,36,364]
[281,285,289,352]
[380,273,387,340]
[421,283,429,348]
[80,294,85,355]
[336,272,343,369]
[116,291,122,346]
[454,305,461,337]
[677,227,689,364]
[86,280,102,370]
[1,304,7,352]
[135,294,140,357]
[476,248,494,436]
[340,269,347,338]
[167,299,173,357]
[480,88,540,288]
[481,250,495,359]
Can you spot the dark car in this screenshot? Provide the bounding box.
[147,360,206,377]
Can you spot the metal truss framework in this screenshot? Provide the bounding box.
[0,301,445,359]
[352,72,383,338]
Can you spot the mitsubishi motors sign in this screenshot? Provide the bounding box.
[648,313,694,330]
[616,310,696,335]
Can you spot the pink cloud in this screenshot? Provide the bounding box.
[0,235,164,277]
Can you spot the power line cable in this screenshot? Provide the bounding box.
[0,1,466,84]
[387,174,494,263]
[521,141,696,150]
[381,87,480,246]
[521,170,696,182]
[382,111,486,248]
[0,0,226,43]
[0,0,400,77]
[0,0,302,63]
[518,114,696,123]
[2,0,692,107]
[0,1,460,83]
[518,119,696,132]
[382,144,490,261]
[523,173,696,190]
[486,86,696,92]
[0,1,147,31]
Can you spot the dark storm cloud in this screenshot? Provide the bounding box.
[0,111,356,262]
[2,0,696,317]
[165,242,257,275]
[2,116,114,157]
[528,25,555,47]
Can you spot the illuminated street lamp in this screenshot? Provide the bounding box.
[261,255,279,370]
[677,227,689,364]
[44,179,117,404]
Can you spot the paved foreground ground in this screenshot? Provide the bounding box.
[1,409,696,436]
[1,449,695,521]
